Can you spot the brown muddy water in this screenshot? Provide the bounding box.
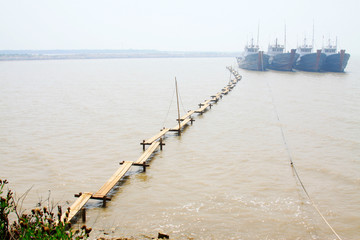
[0,57,359,239]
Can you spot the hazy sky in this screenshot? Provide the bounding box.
[1,0,359,54]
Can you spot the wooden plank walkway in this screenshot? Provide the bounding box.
[195,103,210,114]
[170,117,191,131]
[92,161,133,199]
[179,110,195,121]
[228,83,235,89]
[211,92,222,102]
[62,192,92,222]
[65,67,242,224]
[222,87,230,95]
[141,128,169,146]
[135,141,160,164]
[199,99,211,107]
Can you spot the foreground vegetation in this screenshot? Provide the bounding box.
[0,179,91,239]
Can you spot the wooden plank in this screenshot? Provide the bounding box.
[135,141,160,164]
[222,86,231,94]
[211,92,222,98]
[170,118,191,131]
[199,99,211,106]
[195,103,210,113]
[92,161,133,199]
[142,128,169,145]
[62,192,92,222]
[179,110,195,121]
[211,92,222,102]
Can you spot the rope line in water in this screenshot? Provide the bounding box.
[265,79,343,240]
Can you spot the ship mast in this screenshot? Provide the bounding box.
[336,36,338,50]
[175,77,181,136]
[257,22,260,47]
[312,20,315,49]
[284,23,287,52]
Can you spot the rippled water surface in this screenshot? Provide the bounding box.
[0,57,359,239]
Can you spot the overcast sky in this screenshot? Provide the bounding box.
[1,0,359,54]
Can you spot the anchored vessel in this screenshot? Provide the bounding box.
[321,38,350,72]
[267,39,299,71]
[236,38,269,71]
[294,37,326,72]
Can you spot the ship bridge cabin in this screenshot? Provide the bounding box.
[244,38,259,55]
[245,46,259,53]
[267,39,284,56]
[323,47,336,55]
[322,39,337,56]
[297,45,313,56]
[297,37,313,56]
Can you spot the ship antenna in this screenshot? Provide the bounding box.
[336,36,338,50]
[312,20,315,49]
[257,22,260,47]
[296,35,298,48]
[284,22,287,52]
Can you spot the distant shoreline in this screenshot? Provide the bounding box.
[0,50,240,61]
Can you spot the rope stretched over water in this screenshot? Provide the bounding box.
[161,84,176,128]
[161,80,188,129]
[178,86,187,116]
[265,79,343,240]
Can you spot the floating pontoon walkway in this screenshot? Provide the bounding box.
[64,67,242,223]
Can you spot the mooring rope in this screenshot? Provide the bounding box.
[161,84,176,128]
[178,88,187,116]
[265,79,343,240]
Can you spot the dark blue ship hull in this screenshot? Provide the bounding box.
[237,52,270,71]
[321,50,350,72]
[268,49,299,71]
[294,50,326,72]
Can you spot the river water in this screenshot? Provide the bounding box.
[0,57,359,239]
